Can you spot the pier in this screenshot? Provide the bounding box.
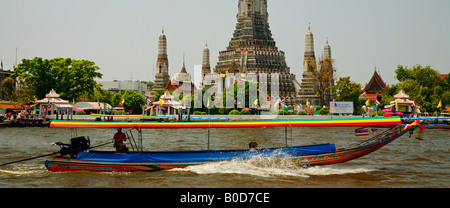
[6,118,51,127]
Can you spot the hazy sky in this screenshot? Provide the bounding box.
[1,0,449,87]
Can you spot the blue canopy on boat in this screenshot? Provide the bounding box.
[77,143,336,163]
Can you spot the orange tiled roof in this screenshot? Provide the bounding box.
[0,103,30,109]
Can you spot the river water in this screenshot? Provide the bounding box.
[0,126,448,188]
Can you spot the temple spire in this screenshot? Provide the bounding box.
[153,27,170,91]
[181,53,187,73]
[304,23,316,71]
[324,38,331,60]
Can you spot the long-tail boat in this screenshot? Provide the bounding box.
[44,117,422,172]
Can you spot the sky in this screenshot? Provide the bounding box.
[1,0,449,87]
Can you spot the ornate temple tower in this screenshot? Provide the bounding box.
[201,42,211,88]
[166,57,196,95]
[176,56,192,82]
[320,40,335,105]
[297,24,319,106]
[303,23,316,70]
[214,0,297,106]
[324,39,331,60]
[154,28,171,91]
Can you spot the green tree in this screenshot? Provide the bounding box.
[140,81,154,91]
[0,76,36,107]
[13,57,102,100]
[314,57,335,106]
[395,65,449,112]
[222,81,259,108]
[1,77,16,101]
[333,76,362,114]
[89,88,113,106]
[111,90,145,114]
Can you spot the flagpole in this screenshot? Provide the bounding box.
[376,93,379,117]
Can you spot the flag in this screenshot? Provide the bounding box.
[207,99,210,107]
[395,100,399,108]
[146,97,152,105]
[437,100,442,108]
[369,127,379,134]
[332,99,337,108]
[97,99,100,107]
[280,98,285,105]
[411,101,415,107]
[365,99,370,106]
[122,97,125,105]
[306,99,309,107]
[355,127,370,137]
[159,98,164,106]
[234,98,237,105]
[376,99,380,106]
[254,98,258,106]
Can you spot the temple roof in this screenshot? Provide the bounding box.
[165,79,197,95]
[362,70,387,94]
[46,89,60,98]
[394,89,410,99]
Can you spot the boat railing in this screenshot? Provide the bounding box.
[124,127,143,153]
[124,130,136,152]
[353,128,396,148]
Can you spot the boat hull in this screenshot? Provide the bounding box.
[45,158,196,172]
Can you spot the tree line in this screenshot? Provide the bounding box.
[333,65,449,114]
[0,57,148,114]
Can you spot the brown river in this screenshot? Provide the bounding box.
[0,126,448,188]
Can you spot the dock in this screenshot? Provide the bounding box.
[7,118,51,127]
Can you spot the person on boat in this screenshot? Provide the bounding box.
[113,128,129,153]
[249,142,258,152]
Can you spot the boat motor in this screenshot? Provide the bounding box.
[54,136,90,159]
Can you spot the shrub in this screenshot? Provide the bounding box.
[239,110,251,115]
[297,111,307,115]
[229,109,240,115]
[218,108,229,115]
[193,111,204,115]
[75,110,86,115]
[114,110,126,115]
[319,107,330,115]
[278,110,288,115]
